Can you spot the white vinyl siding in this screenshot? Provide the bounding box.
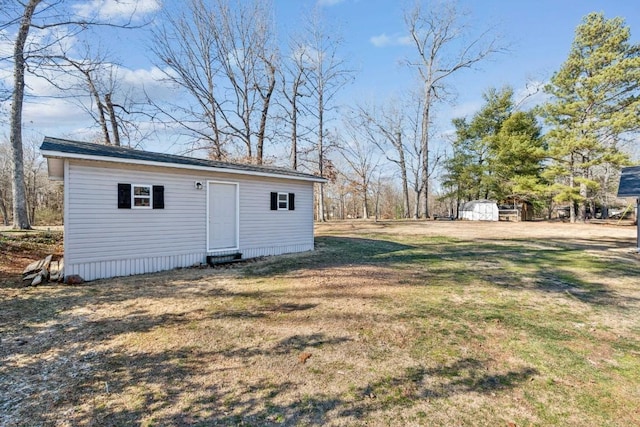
[64,160,315,280]
[241,182,312,251]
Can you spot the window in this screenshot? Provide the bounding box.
[278,192,288,210]
[133,185,152,208]
[118,184,164,209]
[270,192,295,211]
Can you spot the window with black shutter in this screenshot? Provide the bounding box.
[153,186,164,209]
[118,183,131,209]
[270,192,295,211]
[118,183,164,209]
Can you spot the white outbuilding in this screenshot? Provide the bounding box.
[459,200,499,221]
[40,137,326,281]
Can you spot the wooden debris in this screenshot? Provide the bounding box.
[49,260,64,282]
[42,254,53,270]
[22,272,40,282]
[31,273,44,286]
[24,254,53,273]
[22,255,63,286]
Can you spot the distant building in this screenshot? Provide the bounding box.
[459,200,499,221]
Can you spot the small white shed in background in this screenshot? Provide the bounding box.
[459,200,499,221]
[40,137,326,281]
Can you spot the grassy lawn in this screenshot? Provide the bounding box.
[1,222,639,426]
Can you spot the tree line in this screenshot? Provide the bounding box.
[1,1,638,228]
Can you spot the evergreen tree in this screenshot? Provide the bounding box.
[442,87,545,214]
[493,111,546,203]
[541,12,640,222]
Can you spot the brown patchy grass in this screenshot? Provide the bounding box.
[1,221,640,426]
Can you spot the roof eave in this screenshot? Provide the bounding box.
[41,149,328,184]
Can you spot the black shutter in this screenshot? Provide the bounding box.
[288,193,295,210]
[118,183,131,209]
[270,192,278,210]
[153,186,165,209]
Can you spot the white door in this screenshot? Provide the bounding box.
[208,182,238,251]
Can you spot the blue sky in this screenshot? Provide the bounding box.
[2,0,640,158]
[287,0,640,133]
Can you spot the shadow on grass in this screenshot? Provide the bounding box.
[92,354,534,426]
[217,332,353,359]
[8,341,535,426]
[343,358,538,417]
[245,236,640,308]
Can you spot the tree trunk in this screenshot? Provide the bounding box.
[89,75,111,145]
[362,189,369,219]
[27,168,37,224]
[414,189,420,219]
[10,0,40,230]
[396,132,410,218]
[291,110,298,169]
[317,91,326,222]
[105,93,120,146]
[290,87,298,170]
[579,181,588,222]
[318,183,326,222]
[569,173,576,223]
[257,62,276,166]
[0,188,9,225]
[421,86,432,219]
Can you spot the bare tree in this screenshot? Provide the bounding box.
[152,0,278,163]
[151,0,224,157]
[301,11,354,221]
[281,38,313,170]
[64,54,113,144]
[356,101,411,218]
[22,138,46,224]
[404,0,503,218]
[6,0,39,229]
[1,0,149,229]
[339,116,382,219]
[61,52,144,147]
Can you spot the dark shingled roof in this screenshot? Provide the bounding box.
[617,166,640,197]
[40,137,325,182]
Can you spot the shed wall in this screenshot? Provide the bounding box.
[460,202,499,221]
[65,160,314,280]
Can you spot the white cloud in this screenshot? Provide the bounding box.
[116,65,178,102]
[22,98,91,128]
[73,0,161,21]
[370,33,412,48]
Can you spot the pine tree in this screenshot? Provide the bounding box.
[442,87,545,213]
[542,13,640,222]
